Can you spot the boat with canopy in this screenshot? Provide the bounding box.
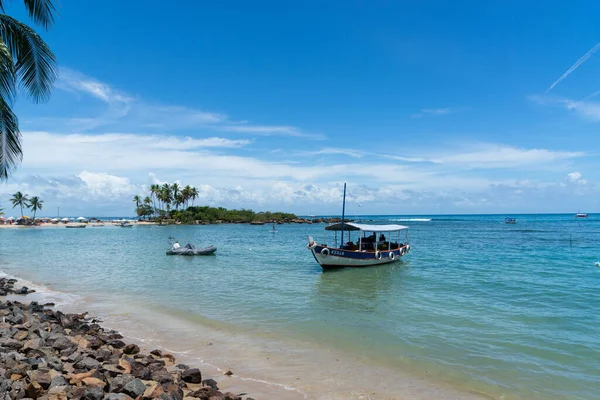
[307,184,410,269]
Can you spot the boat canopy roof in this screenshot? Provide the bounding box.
[325,222,408,232]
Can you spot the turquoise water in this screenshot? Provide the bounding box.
[1,214,599,399]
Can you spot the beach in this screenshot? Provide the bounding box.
[0,214,599,399]
[0,277,256,400]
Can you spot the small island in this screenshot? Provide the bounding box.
[133,183,346,225]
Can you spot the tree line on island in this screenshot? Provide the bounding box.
[134,183,297,224]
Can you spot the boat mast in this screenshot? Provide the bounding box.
[340,183,347,246]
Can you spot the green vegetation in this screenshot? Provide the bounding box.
[29,196,43,220]
[134,184,296,224]
[0,0,58,179]
[172,207,297,224]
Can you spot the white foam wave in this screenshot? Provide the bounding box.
[0,270,82,307]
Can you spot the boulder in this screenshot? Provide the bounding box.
[83,387,104,400]
[122,379,146,398]
[181,368,202,384]
[25,381,45,398]
[52,337,73,351]
[75,357,101,371]
[49,376,69,388]
[103,395,134,400]
[151,369,173,384]
[122,344,139,355]
[201,379,219,390]
[109,374,134,393]
[28,369,52,389]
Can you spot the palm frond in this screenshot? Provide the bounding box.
[0,14,57,103]
[23,0,57,30]
[0,95,21,180]
[0,38,15,103]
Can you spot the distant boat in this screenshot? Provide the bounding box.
[166,244,217,256]
[575,213,588,218]
[66,225,86,229]
[308,214,317,218]
[118,221,133,227]
[504,218,516,224]
[307,184,410,269]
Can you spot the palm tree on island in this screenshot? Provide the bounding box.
[0,0,58,180]
[29,196,43,221]
[10,191,29,217]
[133,195,141,209]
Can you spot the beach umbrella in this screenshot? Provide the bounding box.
[69,218,75,221]
[61,218,69,222]
[7,216,14,220]
[76,217,86,221]
[51,218,59,222]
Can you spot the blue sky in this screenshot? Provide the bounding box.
[1,0,600,216]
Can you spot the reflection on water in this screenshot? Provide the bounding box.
[312,263,407,313]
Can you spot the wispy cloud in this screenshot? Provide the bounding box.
[530,94,600,121]
[47,67,321,139]
[545,41,600,94]
[411,107,455,118]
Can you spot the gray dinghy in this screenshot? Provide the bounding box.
[166,244,217,256]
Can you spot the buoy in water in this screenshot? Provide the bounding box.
[595,261,600,267]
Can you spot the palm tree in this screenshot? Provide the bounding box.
[160,183,172,214]
[182,185,192,209]
[143,196,151,206]
[0,1,58,180]
[190,186,199,207]
[171,183,180,210]
[10,191,28,217]
[133,195,141,209]
[29,196,42,221]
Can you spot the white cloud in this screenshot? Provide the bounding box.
[530,95,600,121]
[430,144,583,168]
[412,107,455,118]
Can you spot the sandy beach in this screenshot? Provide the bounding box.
[0,221,158,229]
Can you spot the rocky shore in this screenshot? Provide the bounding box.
[0,278,254,400]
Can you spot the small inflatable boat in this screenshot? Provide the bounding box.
[166,243,217,256]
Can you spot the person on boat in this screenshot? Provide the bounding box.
[379,233,386,242]
[172,241,180,250]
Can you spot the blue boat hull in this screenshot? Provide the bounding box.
[308,244,410,269]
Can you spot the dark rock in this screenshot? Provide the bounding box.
[188,387,222,400]
[84,387,104,400]
[122,344,139,355]
[103,395,134,400]
[122,378,146,398]
[107,340,126,349]
[175,364,189,370]
[224,370,233,376]
[201,379,219,390]
[129,361,151,380]
[160,383,183,400]
[109,374,134,393]
[25,381,44,399]
[223,393,242,400]
[28,369,52,389]
[50,375,69,388]
[181,368,202,383]
[150,349,162,357]
[75,356,100,370]
[151,369,173,384]
[68,386,87,399]
[52,336,74,351]
[17,287,29,295]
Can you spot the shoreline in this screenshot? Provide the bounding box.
[0,272,492,400]
[0,277,267,400]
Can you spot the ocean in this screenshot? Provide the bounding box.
[1,214,599,399]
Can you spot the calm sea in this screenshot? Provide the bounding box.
[1,214,599,399]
